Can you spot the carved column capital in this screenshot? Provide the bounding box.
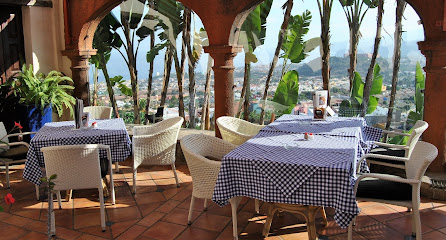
[418,40,446,74]
[62,49,95,105]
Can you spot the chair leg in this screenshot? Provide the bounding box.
[99,187,106,232]
[35,185,40,200]
[171,163,180,187]
[229,197,242,240]
[263,204,276,237]
[57,191,62,209]
[204,199,208,211]
[109,159,115,205]
[5,163,10,188]
[114,162,120,173]
[255,199,260,214]
[133,167,137,194]
[188,196,196,225]
[413,205,421,240]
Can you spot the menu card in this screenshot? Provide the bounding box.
[74,98,84,129]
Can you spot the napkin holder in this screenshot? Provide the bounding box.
[313,90,328,120]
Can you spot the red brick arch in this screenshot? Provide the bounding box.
[64,0,446,171]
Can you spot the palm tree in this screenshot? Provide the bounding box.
[90,58,99,106]
[385,0,406,131]
[259,0,293,124]
[92,13,124,118]
[317,0,334,105]
[144,0,156,124]
[361,0,384,117]
[236,0,273,120]
[339,0,378,91]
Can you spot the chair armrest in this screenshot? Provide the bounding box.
[0,141,30,148]
[374,142,409,149]
[356,154,409,174]
[381,130,411,137]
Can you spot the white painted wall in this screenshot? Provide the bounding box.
[21,0,71,76]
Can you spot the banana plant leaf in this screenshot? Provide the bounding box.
[272,70,299,114]
[281,10,312,64]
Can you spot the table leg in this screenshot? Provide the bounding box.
[229,197,242,240]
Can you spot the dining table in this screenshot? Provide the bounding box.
[23,118,132,186]
[212,114,383,238]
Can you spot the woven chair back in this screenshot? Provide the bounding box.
[41,144,103,191]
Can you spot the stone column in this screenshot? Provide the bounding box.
[204,45,242,138]
[418,40,446,172]
[62,49,96,106]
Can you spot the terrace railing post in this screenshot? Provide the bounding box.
[204,45,242,138]
[62,49,96,106]
[418,40,446,172]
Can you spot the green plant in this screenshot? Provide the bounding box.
[6,64,75,117]
[339,63,383,116]
[272,70,299,115]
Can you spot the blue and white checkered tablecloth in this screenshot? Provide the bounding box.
[23,118,131,185]
[212,115,383,228]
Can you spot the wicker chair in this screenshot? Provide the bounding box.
[83,106,113,119]
[216,116,264,146]
[132,117,184,193]
[349,141,438,240]
[0,122,36,189]
[365,120,428,170]
[180,134,237,225]
[41,144,115,235]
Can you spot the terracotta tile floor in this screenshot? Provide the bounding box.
[1,161,446,240]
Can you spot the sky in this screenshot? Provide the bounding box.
[92,0,424,81]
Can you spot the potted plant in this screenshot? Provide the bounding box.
[4,64,76,135]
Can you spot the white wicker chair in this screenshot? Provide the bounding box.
[83,106,113,119]
[132,117,184,193]
[216,116,264,146]
[349,141,438,240]
[365,120,428,170]
[0,122,36,189]
[180,134,237,225]
[41,144,115,235]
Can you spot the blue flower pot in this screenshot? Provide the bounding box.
[17,104,52,140]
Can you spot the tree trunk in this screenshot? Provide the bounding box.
[259,0,293,125]
[243,63,251,121]
[121,17,140,124]
[361,0,384,117]
[320,0,333,106]
[160,46,173,107]
[348,23,360,92]
[145,30,155,124]
[236,63,249,118]
[201,57,213,130]
[385,0,406,133]
[92,65,98,106]
[173,47,186,124]
[185,8,196,129]
[99,53,120,118]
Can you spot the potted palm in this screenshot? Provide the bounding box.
[5,64,76,135]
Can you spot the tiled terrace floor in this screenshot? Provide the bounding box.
[1,160,446,240]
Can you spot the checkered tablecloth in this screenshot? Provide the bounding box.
[212,115,383,228]
[23,118,131,185]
